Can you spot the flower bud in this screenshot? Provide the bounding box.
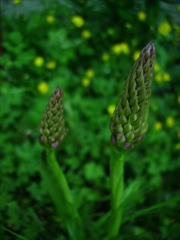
[110,41,155,151]
[38,87,68,149]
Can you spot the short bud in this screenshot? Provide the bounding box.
[38,87,68,149]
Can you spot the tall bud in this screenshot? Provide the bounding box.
[110,41,155,151]
[38,87,68,149]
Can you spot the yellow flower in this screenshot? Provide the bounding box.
[112,42,130,55]
[46,15,55,23]
[177,130,180,138]
[162,72,171,82]
[154,121,163,131]
[71,15,84,28]
[133,51,140,61]
[107,104,116,116]
[155,73,163,83]
[13,0,21,4]
[46,61,57,70]
[175,143,180,150]
[37,82,49,94]
[155,72,171,82]
[34,56,44,67]
[82,78,90,87]
[82,30,91,39]
[166,116,175,127]
[154,62,160,72]
[137,11,146,21]
[178,95,180,104]
[86,69,94,78]
[158,21,172,36]
[102,52,110,61]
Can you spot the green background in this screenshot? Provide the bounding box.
[0,0,180,239]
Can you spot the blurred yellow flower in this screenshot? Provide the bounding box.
[34,56,44,67]
[86,69,94,78]
[112,43,130,55]
[46,61,57,70]
[177,130,180,138]
[178,95,180,104]
[46,15,55,23]
[82,29,91,39]
[175,143,180,150]
[162,72,171,82]
[107,104,116,116]
[158,21,172,36]
[102,52,110,61]
[137,11,146,21]
[13,0,21,4]
[37,82,49,94]
[71,15,84,27]
[155,73,163,82]
[154,62,160,72]
[154,121,163,131]
[133,51,140,61]
[82,78,90,87]
[155,72,171,82]
[166,116,175,127]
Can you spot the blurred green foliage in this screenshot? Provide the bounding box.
[0,0,180,239]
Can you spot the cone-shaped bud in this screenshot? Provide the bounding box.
[110,41,155,151]
[38,87,68,149]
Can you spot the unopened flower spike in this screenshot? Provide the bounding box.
[110,41,156,151]
[38,87,68,149]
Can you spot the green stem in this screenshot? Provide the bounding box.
[39,158,67,218]
[40,149,84,240]
[107,150,125,239]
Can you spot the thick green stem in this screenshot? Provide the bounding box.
[39,159,67,218]
[107,150,125,239]
[40,149,84,240]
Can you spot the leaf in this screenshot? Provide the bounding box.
[2,227,30,240]
[123,194,180,223]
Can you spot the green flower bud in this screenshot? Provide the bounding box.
[38,87,68,149]
[110,41,155,151]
